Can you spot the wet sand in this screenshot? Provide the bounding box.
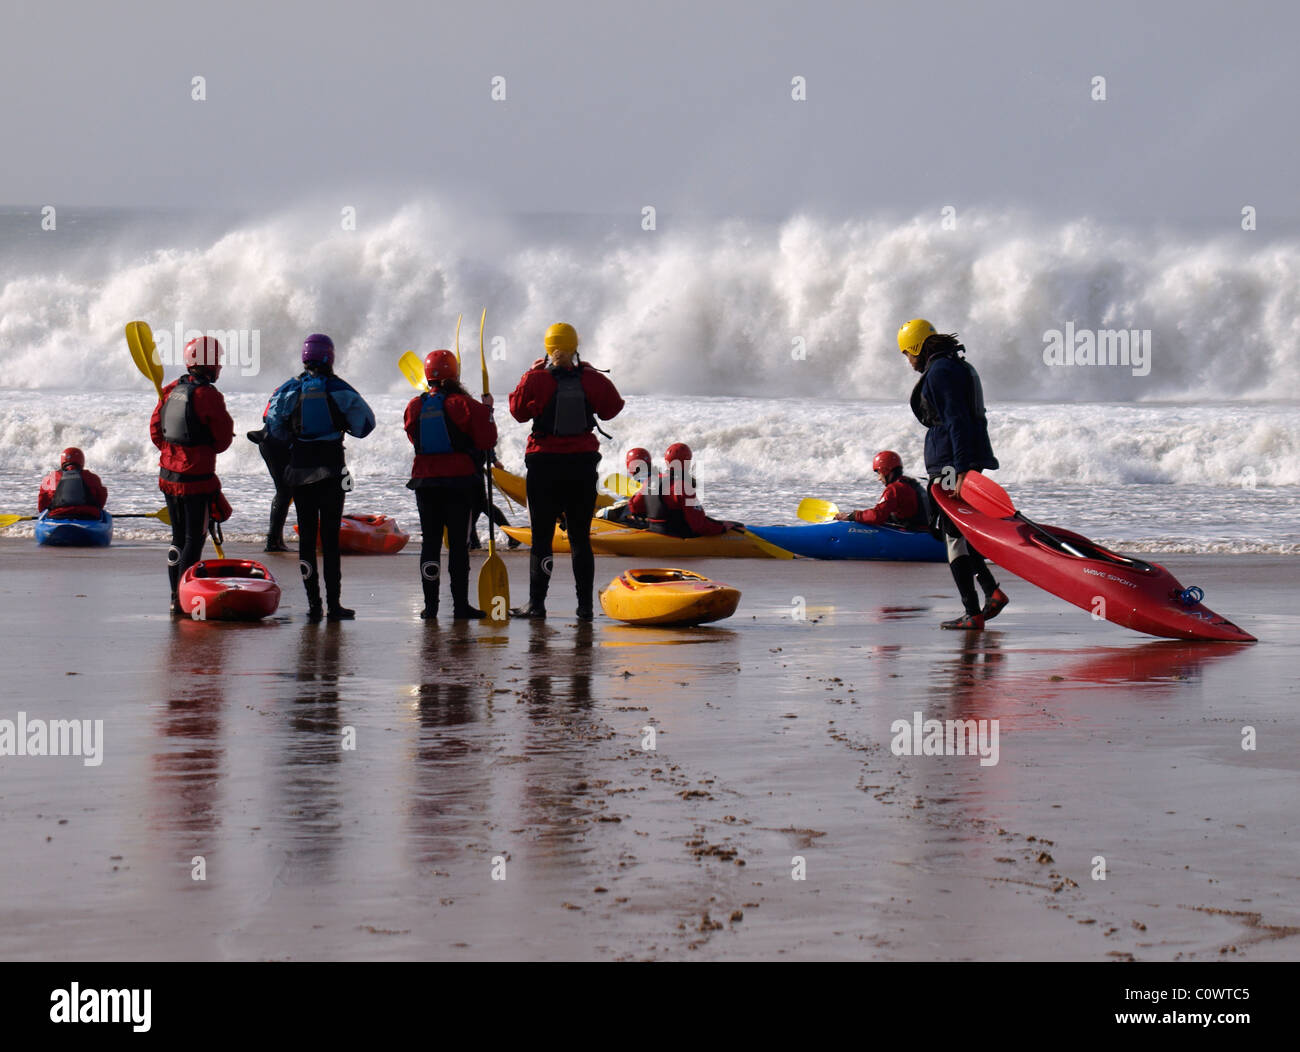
[0,537,1296,960]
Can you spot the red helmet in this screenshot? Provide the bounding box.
[872,450,903,476]
[664,442,692,465]
[626,447,650,473]
[60,447,85,469]
[184,336,223,379]
[424,349,459,384]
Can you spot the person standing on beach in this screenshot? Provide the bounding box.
[246,383,294,552]
[150,336,234,616]
[265,334,375,622]
[38,447,108,520]
[507,322,624,620]
[897,319,1009,629]
[404,349,498,620]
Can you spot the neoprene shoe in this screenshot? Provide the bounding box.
[453,605,486,620]
[306,602,324,623]
[326,605,355,621]
[575,606,594,621]
[510,603,547,619]
[981,588,1010,621]
[941,612,985,630]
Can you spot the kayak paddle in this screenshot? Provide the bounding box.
[0,514,34,529]
[126,320,164,400]
[113,506,172,525]
[399,351,429,392]
[476,309,510,622]
[797,498,840,523]
[956,471,1088,560]
[601,472,642,498]
[454,312,462,369]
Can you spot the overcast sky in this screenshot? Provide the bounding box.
[4,0,1298,223]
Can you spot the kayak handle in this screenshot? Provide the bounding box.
[1174,585,1205,606]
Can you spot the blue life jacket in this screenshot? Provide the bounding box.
[292,374,344,441]
[417,392,453,454]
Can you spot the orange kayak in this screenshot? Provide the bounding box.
[295,513,410,554]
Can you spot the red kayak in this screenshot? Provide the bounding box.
[932,486,1255,642]
[294,513,410,554]
[177,559,282,621]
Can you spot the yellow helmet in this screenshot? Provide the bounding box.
[544,322,580,357]
[897,318,936,357]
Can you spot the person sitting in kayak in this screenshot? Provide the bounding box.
[898,318,1008,630]
[150,336,235,616]
[627,443,737,538]
[596,446,652,525]
[38,447,108,520]
[833,450,930,531]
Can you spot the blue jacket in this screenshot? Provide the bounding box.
[266,372,376,444]
[910,352,998,477]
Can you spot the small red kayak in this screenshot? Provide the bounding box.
[177,559,282,621]
[294,513,410,554]
[932,486,1255,642]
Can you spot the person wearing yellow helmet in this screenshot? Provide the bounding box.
[898,319,1008,630]
[507,322,625,619]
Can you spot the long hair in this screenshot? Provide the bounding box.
[921,333,964,360]
[431,377,469,398]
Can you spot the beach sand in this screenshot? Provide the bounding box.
[0,537,1295,960]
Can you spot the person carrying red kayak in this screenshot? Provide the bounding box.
[628,443,737,538]
[404,349,498,620]
[596,446,653,525]
[834,450,930,531]
[507,322,624,619]
[265,334,376,622]
[38,448,108,520]
[149,336,235,616]
[898,318,1008,630]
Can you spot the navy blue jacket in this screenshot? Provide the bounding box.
[910,352,999,477]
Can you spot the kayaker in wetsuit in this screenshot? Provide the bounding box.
[834,450,930,530]
[404,349,498,619]
[507,322,624,619]
[596,446,652,525]
[149,337,235,616]
[246,383,293,552]
[468,453,519,550]
[38,448,108,520]
[265,334,376,622]
[898,318,1009,629]
[627,443,738,538]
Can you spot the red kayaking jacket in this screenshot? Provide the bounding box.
[149,377,235,496]
[628,473,727,537]
[853,478,924,529]
[38,468,108,519]
[508,360,624,456]
[404,389,498,479]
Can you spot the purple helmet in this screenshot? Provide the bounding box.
[302,333,335,367]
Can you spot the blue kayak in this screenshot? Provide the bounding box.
[747,521,945,561]
[34,510,114,547]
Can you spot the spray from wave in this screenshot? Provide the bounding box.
[1,201,1297,401]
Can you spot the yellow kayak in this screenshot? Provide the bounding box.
[501,518,780,558]
[491,467,616,510]
[599,568,741,626]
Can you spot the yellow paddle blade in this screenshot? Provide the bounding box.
[479,552,510,623]
[0,513,34,529]
[736,527,796,559]
[399,351,428,391]
[125,321,164,400]
[154,505,171,526]
[455,313,462,368]
[797,498,839,523]
[601,473,641,498]
[478,309,488,396]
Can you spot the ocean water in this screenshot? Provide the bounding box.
[1,203,1296,552]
